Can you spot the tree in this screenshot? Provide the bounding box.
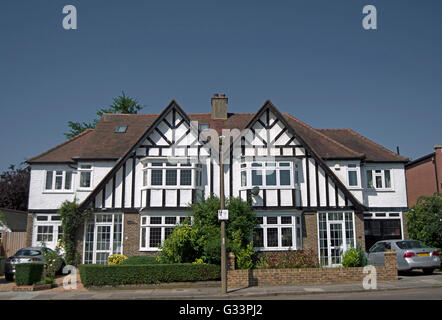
[65,91,144,138]
[159,196,257,265]
[406,193,442,249]
[0,164,30,211]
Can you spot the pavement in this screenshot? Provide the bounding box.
[0,270,440,300]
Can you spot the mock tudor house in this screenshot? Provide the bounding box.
[25,95,409,266]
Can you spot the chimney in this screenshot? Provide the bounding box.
[211,93,228,120]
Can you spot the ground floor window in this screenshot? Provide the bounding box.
[318,212,355,266]
[83,213,123,264]
[253,214,302,250]
[364,212,403,251]
[32,214,62,250]
[139,215,188,251]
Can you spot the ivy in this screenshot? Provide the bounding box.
[57,199,92,266]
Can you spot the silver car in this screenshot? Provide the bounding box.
[4,247,63,282]
[367,240,440,274]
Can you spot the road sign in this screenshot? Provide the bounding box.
[218,209,229,221]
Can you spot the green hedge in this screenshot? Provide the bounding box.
[14,263,44,286]
[79,263,220,287]
[120,256,161,265]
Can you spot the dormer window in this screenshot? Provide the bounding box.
[115,125,128,133]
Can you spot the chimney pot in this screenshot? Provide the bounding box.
[214,93,219,97]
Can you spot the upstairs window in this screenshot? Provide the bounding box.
[240,160,298,189]
[79,164,93,189]
[347,164,359,187]
[142,161,202,188]
[45,170,73,191]
[366,169,392,189]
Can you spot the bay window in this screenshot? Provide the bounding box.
[140,215,188,250]
[240,160,298,189]
[142,161,202,188]
[253,215,302,250]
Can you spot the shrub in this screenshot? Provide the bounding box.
[108,254,128,266]
[120,256,161,265]
[159,196,257,265]
[255,249,318,269]
[342,248,360,267]
[79,263,220,286]
[14,263,44,286]
[58,199,92,266]
[231,230,255,269]
[41,242,64,279]
[36,277,56,286]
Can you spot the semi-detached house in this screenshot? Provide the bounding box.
[26,94,409,266]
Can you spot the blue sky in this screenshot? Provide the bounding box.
[0,0,441,172]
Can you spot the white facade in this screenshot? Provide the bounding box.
[27,100,408,261]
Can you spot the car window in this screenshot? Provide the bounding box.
[370,243,383,252]
[396,240,429,249]
[14,249,41,256]
[384,242,391,250]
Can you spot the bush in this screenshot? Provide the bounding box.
[36,277,56,286]
[108,254,128,265]
[231,230,255,269]
[342,244,368,267]
[79,263,221,286]
[256,249,318,269]
[342,248,360,267]
[407,193,442,249]
[159,196,256,265]
[120,256,161,265]
[14,263,44,285]
[41,243,64,279]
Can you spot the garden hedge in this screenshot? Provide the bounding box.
[14,263,44,286]
[120,256,161,265]
[79,263,220,286]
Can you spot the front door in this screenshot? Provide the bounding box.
[95,225,112,264]
[327,222,346,266]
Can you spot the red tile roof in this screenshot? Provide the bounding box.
[27,110,407,164]
[317,129,408,162]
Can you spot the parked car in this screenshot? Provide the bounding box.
[367,240,440,274]
[4,247,65,281]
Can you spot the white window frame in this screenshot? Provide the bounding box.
[240,159,299,190]
[253,214,302,251]
[32,214,63,250]
[346,163,361,189]
[365,168,393,191]
[44,170,73,192]
[78,164,93,190]
[316,211,356,267]
[139,215,189,251]
[82,213,124,264]
[141,160,203,190]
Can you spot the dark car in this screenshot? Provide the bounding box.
[4,247,64,281]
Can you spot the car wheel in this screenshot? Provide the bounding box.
[423,268,434,275]
[4,273,14,282]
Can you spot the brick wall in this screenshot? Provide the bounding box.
[302,212,318,257]
[122,212,156,257]
[354,212,366,251]
[228,251,397,287]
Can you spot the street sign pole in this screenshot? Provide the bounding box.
[219,136,227,295]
